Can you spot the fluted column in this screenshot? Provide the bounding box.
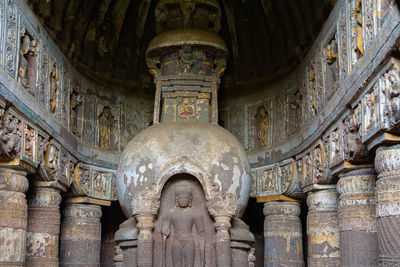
[375,145,400,266]
[337,168,378,266]
[0,168,29,267]
[59,202,102,266]
[135,214,155,267]
[307,189,340,266]
[263,201,304,267]
[26,182,62,266]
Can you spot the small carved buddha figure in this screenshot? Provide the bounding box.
[326,44,338,65]
[99,106,114,150]
[18,35,31,87]
[353,0,363,62]
[49,63,58,113]
[161,185,205,267]
[255,105,269,147]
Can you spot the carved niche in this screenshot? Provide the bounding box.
[49,62,59,114]
[70,84,84,137]
[17,31,38,94]
[286,86,304,136]
[323,32,339,102]
[98,105,116,150]
[350,0,363,67]
[254,100,271,148]
[23,124,36,163]
[153,176,216,267]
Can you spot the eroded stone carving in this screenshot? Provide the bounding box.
[0,110,22,160]
[49,63,59,113]
[324,33,339,101]
[255,103,270,147]
[98,106,115,150]
[17,33,38,93]
[70,85,84,137]
[351,0,363,67]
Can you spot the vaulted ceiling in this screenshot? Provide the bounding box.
[28,0,335,97]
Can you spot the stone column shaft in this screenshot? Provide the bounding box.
[375,145,400,266]
[307,189,340,267]
[263,201,304,267]
[214,216,232,267]
[26,185,62,266]
[0,168,29,267]
[59,203,102,267]
[136,214,155,267]
[337,168,378,266]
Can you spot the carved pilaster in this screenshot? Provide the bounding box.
[207,191,236,267]
[0,168,29,267]
[375,145,400,266]
[136,215,155,267]
[337,168,378,266]
[307,188,341,266]
[263,201,303,267]
[26,181,62,266]
[59,202,102,266]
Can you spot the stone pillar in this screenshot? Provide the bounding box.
[375,145,400,266]
[337,168,378,266]
[214,215,232,267]
[135,214,155,267]
[0,168,29,267]
[26,183,62,266]
[263,201,304,267]
[59,203,102,266]
[307,188,341,266]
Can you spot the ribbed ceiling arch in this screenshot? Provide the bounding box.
[28,0,335,96]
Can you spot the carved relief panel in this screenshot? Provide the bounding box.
[286,85,304,136]
[349,0,364,68]
[323,30,339,102]
[72,163,116,201]
[230,106,245,147]
[17,26,38,95]
[22,123,36,164]
[338,6,348,81]
[307,53,324,117]
[38,43,49,107]
[83,91,96,146]
[255,164,279,197]
[0,105,22,161]
[363,0,377,50]
[5,0,18,79]
[326,124,344,168]
[121,102,152,148]
[253,159,302,198]
[253,98,272,149]
[272,94,285,144]
[97,102,120,151]
[360,59,400,142]
[44,139,73,187]
[70,82,84,138]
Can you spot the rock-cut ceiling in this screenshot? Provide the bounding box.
[28,0,335,97]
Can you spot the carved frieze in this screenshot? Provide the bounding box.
[360,59,400,142]
[363,0,377,50]
[253,159,302,198]
[72,163,117,201]
[338,6,348,81]
[0,107,22,161]
[5,0,17,78]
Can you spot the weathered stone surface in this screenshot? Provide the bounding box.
[263,201,304,267]
[0,168,28,267]
[59,203,102,266]
[117,122,250,218]
[375,145,400,266]
[26,185,62,266]
[307,189,340,266]
[337,168,378,266]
